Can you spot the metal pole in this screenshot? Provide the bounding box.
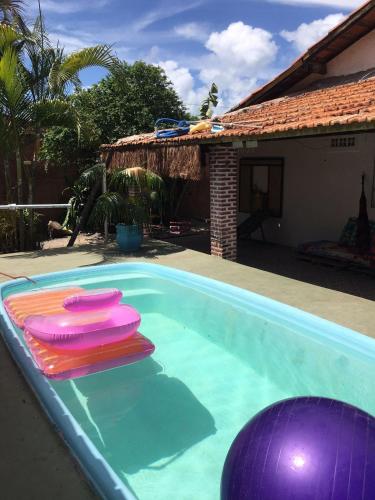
[0,204,71,210]
[103,165,108,242]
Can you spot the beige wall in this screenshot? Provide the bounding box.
[238,132,375,247]
[291,29,375,93]
[326,29,375,77]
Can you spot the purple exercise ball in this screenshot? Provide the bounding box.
[221,397,375,500]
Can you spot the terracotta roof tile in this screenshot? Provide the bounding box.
[101,75,375,150]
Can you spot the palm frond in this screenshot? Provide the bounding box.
[110,166,164,193]
[0,0,27,32]
[31,99,77,128]
[22,20,57,102]
[0,23,20,51]
[0,0,23,19]
[88,191,125,226]
[78,163,105,189]
[0,46,32,126]
[49,45,118,95]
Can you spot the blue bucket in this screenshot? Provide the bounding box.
[116,224,143,252]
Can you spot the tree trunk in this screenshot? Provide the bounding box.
[67,178,102,248]
[25,164,35,250]
[15,145,25,251]
[68,154,113,248]
[2,155,18,251]
[26,132,42,250]
[3,156,12,203]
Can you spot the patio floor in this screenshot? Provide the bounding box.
[158,233,375,301]
[1,237,374,499]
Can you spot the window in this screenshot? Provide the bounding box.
[239,158,284,217]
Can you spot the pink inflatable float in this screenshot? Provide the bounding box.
[24,305,141,351]
[5,286,154,380]
[63,288,123,312]
[24,330,155,380]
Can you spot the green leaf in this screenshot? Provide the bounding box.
[31,99,77,128]
[78,163,105,188]
[110,166,164,194]
[200,82,219,119]
[49,45,119,95]
[0,24,20,51]
[0,0,26,31]
[0,46,32,128]
[88,191,125,226]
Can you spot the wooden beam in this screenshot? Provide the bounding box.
[303,62,327,75]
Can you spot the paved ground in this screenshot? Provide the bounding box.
[0,237,374,499]
[161,233,375,301]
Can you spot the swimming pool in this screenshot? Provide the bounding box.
[1,262,375,499]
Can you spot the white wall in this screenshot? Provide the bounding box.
[290,29,375,93]
[237,132,375,247]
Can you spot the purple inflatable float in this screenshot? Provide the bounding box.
[221,397,375,500]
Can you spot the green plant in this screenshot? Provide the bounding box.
[200,82,218,119]
[39,126,99,170]
[0,10,118,250]
[63,164,165,232]
[0,0,25,30]
[72,61,187,144]
[0,211,17,252]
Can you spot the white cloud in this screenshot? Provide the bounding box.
[174,22,209,42]
[268,0,362,9]
[281,13,346,52]
[31,0,109,15]
[200,22,278,108]
[205,22,277,73]
[158,60,206,111]
[48,32,88,52]
[157,22,279,112]
[132,2,203,32]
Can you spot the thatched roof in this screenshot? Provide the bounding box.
[101,142,203,181]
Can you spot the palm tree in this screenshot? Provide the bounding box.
[0,0,24,26]
[64,163,165,241]
[0,13,118,249]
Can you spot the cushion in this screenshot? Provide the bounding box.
[339,217,375,247]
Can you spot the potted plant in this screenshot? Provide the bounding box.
[115,198,148,252]
[86,166,164,252]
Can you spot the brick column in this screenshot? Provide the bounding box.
[209,144,238,261]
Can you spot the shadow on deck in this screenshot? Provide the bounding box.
[158,233,375,302]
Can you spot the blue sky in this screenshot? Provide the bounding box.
[28,0,363,113]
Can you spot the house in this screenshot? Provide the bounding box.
[101,0,375,261]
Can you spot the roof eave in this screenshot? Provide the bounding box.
[100,120,375,152]
[229,0,375,111]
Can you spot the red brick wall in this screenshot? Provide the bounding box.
[209,144,238,260]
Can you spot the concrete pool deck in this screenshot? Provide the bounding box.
[1,238,374,499]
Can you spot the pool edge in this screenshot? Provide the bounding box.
[1,261,375,499]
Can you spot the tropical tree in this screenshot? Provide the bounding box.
[63,163,165,235]
[72,61,187,144]
[0,10,118,249]
[0,0,25,28]
[39,60,188,181]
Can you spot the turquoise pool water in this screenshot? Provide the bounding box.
[1,263,375,499]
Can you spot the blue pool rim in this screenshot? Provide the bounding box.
[1,262,375,499]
